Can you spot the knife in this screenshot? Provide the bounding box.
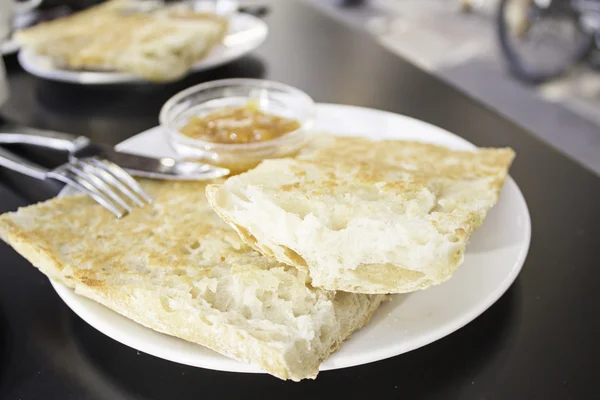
[0,125,229,180]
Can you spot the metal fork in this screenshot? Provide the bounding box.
[0,147,151,218]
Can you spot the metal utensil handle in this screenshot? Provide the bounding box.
[0,146,48,180]
[0,126,90,152]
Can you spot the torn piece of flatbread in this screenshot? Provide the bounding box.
[0,180,386,381]
[207,135,515,294]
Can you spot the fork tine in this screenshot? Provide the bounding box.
[68,162,133,213]
[80,159,145,207]
[89,157,152,204]
[51,170,126,218]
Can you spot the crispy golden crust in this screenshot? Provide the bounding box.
[294,136,514,197]
[207,135,515,294]
[0,180,386,381]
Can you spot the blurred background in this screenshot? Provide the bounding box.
[312,0,600,175]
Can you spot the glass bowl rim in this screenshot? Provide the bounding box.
[159,78,316,151]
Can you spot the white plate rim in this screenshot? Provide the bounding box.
[17,12,268,84]
[50,103,531,374]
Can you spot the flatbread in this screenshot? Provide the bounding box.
[0,180,386,380]
[207,135,515,294]
[15,0,227,81]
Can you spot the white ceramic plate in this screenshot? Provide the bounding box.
[51,103,531,373]
[17,13,267,84]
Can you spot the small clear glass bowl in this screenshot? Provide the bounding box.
[159,78,316,174]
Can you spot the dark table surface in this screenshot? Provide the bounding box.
[1,1,599,399]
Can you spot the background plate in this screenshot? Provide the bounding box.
[51,103,531,374]
[18,13,268,84]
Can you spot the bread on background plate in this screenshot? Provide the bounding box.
[14,0,228,81]
[207,135,515,294]
[0,180,386,381]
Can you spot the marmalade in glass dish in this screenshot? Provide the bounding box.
[179,102,301,145]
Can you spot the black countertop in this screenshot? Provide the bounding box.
[1,1,599,399]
